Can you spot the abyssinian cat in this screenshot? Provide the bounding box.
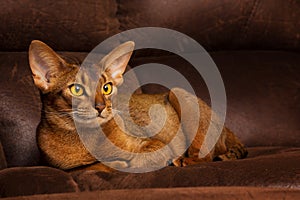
[29,40,247,172]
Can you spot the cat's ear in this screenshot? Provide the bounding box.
[28,40,66,93]
[101,41,135,86]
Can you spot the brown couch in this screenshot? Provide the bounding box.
[0,0,299,199]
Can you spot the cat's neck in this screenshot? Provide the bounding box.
[41,109,76,133]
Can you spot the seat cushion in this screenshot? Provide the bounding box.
[70,147,300,191]
[0,166,79,198]
[2,187,300,200]
[1,147,299,198]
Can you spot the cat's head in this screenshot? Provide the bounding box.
[29,40,134,128]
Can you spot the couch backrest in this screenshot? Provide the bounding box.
[0,0,299,167]
[0,0,300,52]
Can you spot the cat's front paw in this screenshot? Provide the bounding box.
[172,156,211,167]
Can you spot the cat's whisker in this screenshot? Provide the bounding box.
[112,108,123,114]
[42,109,72,114]
[41,109,76,121]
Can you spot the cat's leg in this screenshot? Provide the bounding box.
[172,155,213,167]
[168,88,247,166]
[69,159,132,172]
[213,127,248,161]
[69,162,116,172]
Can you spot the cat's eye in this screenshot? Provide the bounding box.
[102,82,113,95]
[70,84,85,96]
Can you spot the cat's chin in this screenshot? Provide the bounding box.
[73,116,111,129]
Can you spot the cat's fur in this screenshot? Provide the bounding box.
[29,40,247,172]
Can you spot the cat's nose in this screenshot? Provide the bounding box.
[95,103,105,113]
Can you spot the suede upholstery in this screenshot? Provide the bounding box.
[0,0,299,199]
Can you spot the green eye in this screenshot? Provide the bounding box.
[70,84,84,96]
[102,82,113,95]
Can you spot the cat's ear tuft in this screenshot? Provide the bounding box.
[101,41,135,86]
[29,40,65,93]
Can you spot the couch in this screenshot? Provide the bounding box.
[0,0,299,199]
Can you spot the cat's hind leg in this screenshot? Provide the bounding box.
[213,127,248,161]
[168,88,247,166]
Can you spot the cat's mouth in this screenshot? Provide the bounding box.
[72,111,110,126]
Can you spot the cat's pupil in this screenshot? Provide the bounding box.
[75,85,81,93]
[103,85,109,92]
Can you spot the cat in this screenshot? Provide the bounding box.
[29,40,247,172]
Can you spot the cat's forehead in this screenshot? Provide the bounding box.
[75,64,105,84]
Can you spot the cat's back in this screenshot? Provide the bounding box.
[114,93,182,142]
[116,93,178,125]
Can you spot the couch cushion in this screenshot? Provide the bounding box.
[0,147,299,198]
[0,0,119,52]
[70,147,300,191]
[118,0,300,51]
[130,51,300,147]
[1,1,300,52]
[2,187,300,200]
[0,53,41,167]
[0,166,79,198]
